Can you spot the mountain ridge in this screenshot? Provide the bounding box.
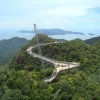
[18,29,85,35]
[0,35,100,66]
[84,36,100,45]
[0,37,29,66]
[0,34,100,99]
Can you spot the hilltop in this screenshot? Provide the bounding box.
[84,36,100,45]
[0,34,100,99]
[1,35,100,66]
[0,37,29,66]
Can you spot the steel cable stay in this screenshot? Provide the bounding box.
[26,23,80,82]
[27,41,80,82]
[33,24,56,68]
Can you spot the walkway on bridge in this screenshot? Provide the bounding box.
[27,42,80,82]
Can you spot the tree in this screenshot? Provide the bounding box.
[1,89,23,100]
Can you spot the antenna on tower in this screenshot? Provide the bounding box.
[34,23,44,69]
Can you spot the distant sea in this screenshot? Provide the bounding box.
[0,30,100,41]
[49,34,100,40]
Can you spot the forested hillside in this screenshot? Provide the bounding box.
[0,34,100,100]
[84,36,100,45]
[1,35,100,66]
[0,37,29,66]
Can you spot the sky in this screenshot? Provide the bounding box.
[0,0,100,40]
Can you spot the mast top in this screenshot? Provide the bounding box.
[34,23,36,30]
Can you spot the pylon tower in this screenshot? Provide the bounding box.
[34,24,44,69]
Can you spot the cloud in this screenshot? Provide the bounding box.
[0,0,100,33]
[44,0,100,7]
[88,7,100,14]
[43,18,68,28]
[37,6,88,18]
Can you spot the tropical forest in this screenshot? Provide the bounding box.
[0,34,100,100]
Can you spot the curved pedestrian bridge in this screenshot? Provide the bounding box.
[27,42,80,82]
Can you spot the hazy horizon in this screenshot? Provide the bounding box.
[0,29,100,41]
[0,0,100,40]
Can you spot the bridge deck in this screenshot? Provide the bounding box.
[27,42,80,82]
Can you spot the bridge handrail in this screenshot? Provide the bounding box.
[27,42,80,82]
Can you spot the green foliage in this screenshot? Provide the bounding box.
[84,36,100,45]
[0,34,100,99]
[1,89,23,100]
[0,37,29,66]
